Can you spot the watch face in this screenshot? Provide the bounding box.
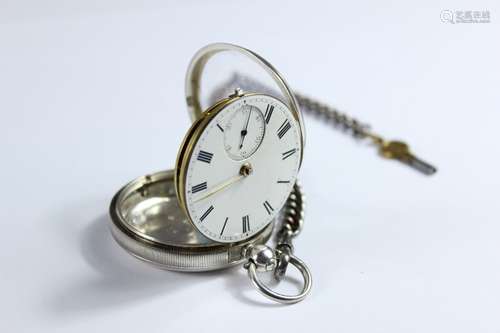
[179,93,302,243]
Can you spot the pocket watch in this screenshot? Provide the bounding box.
[109,43,312,304]
[109,41,438,306]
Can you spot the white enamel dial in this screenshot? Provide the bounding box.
[184,94,301,243]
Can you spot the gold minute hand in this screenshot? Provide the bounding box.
[192,163,253,204]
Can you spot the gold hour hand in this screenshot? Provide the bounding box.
[193,163,253,203]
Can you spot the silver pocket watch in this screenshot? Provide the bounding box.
[109,43,312,304]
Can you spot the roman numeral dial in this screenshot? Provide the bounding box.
[282,148,297,160]
[277,119,291,139]
[191,182,207,194]
[197,150,213,163]
[264,104,274,124]
[199,205,214,222]
[242,215,250,233]
[220,217,229,236]
[184,94,302,244]
[263,201,274,215]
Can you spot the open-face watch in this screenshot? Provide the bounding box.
[109,43,312,304]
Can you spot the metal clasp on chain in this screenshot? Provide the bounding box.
[243,182,311,304]
[243,244,312,304]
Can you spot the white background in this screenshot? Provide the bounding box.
[1,1,499,332]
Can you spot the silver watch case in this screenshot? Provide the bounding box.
[109,169,273,271]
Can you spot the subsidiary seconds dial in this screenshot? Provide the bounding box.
[223,104,265,161]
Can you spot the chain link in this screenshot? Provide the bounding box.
[210,73,374,141]
[274,181,305,280]
[294,93,371,139]
[243,181,312,303]
[277,182,304,247]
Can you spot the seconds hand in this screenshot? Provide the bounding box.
[239,106,252,150]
